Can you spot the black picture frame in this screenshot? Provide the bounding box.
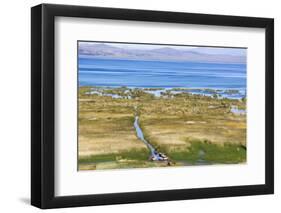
[31,3,274,209]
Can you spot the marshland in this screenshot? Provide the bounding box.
[78,86,246,170]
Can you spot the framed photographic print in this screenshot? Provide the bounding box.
[31,3,274,209]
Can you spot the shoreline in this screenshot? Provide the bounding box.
[81,85,246,101]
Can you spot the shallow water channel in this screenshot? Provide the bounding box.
[134,116,168,161]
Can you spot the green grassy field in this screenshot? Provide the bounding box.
[78,86,246,170]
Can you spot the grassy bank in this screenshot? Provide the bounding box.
[165,140,246,164]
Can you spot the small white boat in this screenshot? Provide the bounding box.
[150,152,169,161]
[158,153,168,161]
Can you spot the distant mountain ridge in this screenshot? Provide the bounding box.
[79,43,246,64]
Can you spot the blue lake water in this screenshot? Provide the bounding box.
[79,57,246,97]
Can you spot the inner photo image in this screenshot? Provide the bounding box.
[78,41,247,171]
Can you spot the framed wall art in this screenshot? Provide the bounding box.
[31,3,274,209]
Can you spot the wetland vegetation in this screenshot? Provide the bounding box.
[78,86,246,170]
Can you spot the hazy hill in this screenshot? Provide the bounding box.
[78,43,246,64]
